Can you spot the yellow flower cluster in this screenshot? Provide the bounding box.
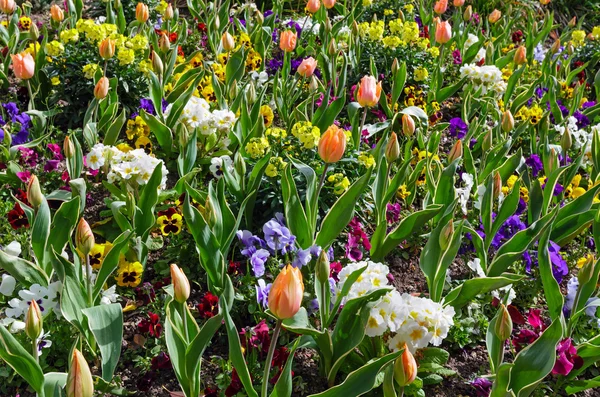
[60,29,79,44]
[397,184,411,199]
[126,116,150,140]
[502,175,529,202]
[358,20,385,41]
[76,19,118,43]
[245,137,270,159]
[571,30,586,47]
[156,0,168,13]
[45,40,65,57]
[411,148,440,165]
[291,121,320,149]
[515,104,543,125]
[592,26,600,40]
[82,63,100,79]
[414,67,429,82]
[358,152,376,168]
[577,254,594,268]
[266,157,287,177]
[265,127,287,143]
[328,173,350,195]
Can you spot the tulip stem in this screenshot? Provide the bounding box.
[85,255,93,307]
[358,107,367,140]
[399,386,404,397]
[32,338,38,363]
[317,163,329,197]
[261,319,282,397]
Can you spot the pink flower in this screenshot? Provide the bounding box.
[552,338,583,376]
[16,170,31,183]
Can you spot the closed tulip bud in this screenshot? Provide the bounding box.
[568,16,576,27]
[434,0,448,14]
[453,0,464,6]
[297,57,318,78]
[323,0,335,9]
[315,250,330,284]
[94,76,110,100]
[29,23,39,41]
[501,110,514,132]
[566,42,574,55]
[3,126,11,146]
[246,81,256,104]
[309,76,319,92]
[114,0,121,9]
[25,300,42,340]
[0,0,15,14]
[228,79,238,101]
[213,15,220,30]
[234,151,246,177]
[158,33,170,52]
[394,343,417,387]
[392,58,399,75]
[489,9,501,23]
[356,75,382,108]
[306,0,320,14]
[494,304,513,341]
[439,219,454,250]
[448,139,462,163]
[548,148,558,174]
[493,172,502,199]
[99,38,116,60]
[318,125,346,163]
[577,254,596,285]
[561,129,572,153]
[163,3,174,20]
[178,124,190,147]
[66,349,94,397]
[268,264,304,320]
[435,20,452,44]
[222,32,235,51]
[151,51,163,75]
[513,46,526,65]
[135,2,149,23]
[402,114,415,136]
[398,10,405,21]
[255,10,264,25]
[482,130,492,152]
[27,174,43,210]
[351,21,359,36]
[279,30,297,52]
[11,52,35,80]
[203,197,216,228]
[170,264,190,303]
[463,5,472,21]
[385,132,401,163]
[76,218,95,257]
[50,4,64,22]
[324,17,332,34]
[328,38,337,56]
[540,0,550,4]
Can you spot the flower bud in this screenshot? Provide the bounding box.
[11,52,35,80]
[135,2,149,23]
[94,76,110,100]
[27,174,43,210]
[448,139,462,163]
[435,20,452,44]
[76,218,95,257]
[297,57,317,78]
[463,5,472,21]
[550,39,561,54]
[439,219,454,250]
[151,51,163,75]
[213,15,220,30]
[269,265,304,320]
[577,254,596,285]
[66,349,94,397]
[488,9,502,24]
[50,4,64,22]
[328,38,337,56]
[513,46,526,65]
[540,0,550,4]
[234,151,246,177]
[279,30,297,52]
[306,0,320,14]
[501,110,514,132]
[568,16,576,27]
[402,114,415,136]
[158,33,170,52]
[482,129,492,152]
[453,0,465,6]
[394,343,417,387]
[323,0,335,9]
[163,3,174,20]
[3,126,12,146]
[351,20,359,36]
[25,299,42,341]
[315,249,330,284]
[309,75,319,92]
[324,17,332,34]
[356,75,382,108]
[255,10,264,25]
[170,264,190,303]
[0,0,16,14]
[493,172,502,199]
[245,81,256,104]
[29,23,39,41]
[391,58,399,75]
[228,79,238,101]
[385,132,401,163]
[561,129,572,153]
[99,38,116,60]
[222,32,235,52]
[494,304,513,341]
[434,0,448,15]
[319,125,346,163]
[547,148,558,175]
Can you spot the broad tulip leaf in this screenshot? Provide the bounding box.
[82,304,123,381]
[444,274,524,309]
[0,326,45,396]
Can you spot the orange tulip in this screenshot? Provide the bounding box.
[170,264,190,303]
[297,57,317,77]
[135,2,149,23]
[268,265,304,320]
[540,0,550,5]
[513,46,526,65]
[433,0,447,14]
[318,125,347,163]
[394,343,418,387]
[306,0,320,14]
[356,75,382,108]
[488,9,501,23]
[0,0,15,14]
[50,4,64,22]
[94,77,109,100]
[402,114,416,136]
[66,349,94,397]
[435,20,452,44]
[279,30,297,52]
[11,52,35,80]
[453,0,464,6]
[99,38,116,60]
[76,218,95,257]
[323,0,336,9]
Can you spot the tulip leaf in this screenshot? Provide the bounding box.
[271,338,300,397]
[82,303,123,381]
[443,273,524,309]
[31,198,51,274]
[92,230,133,299]
[0,326,45,397]
[0,249,49,287]
[43,372,67,397]
[281,163,312,249]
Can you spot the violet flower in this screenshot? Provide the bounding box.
[256,279,271,308]
[448,117,468,139]
[250,249,270,277]
[471,378,492,397]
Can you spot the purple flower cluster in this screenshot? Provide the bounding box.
[44,143,64,172]
[525,154,543,177]
[448,117,468,139]
[0,102,32,145]
[131,98,168,118]
[346,217,371,261]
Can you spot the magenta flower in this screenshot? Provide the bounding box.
[552,338,583,376]
[16,170,31,183]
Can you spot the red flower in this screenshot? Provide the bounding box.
[8,203,29,230]
[197,22,207,31]
[197,292,219,319]
[511,30,524,43]
[177,45,184,57]
[169,32,178,42]
[228,261,243,276]
[138,312,162,337]
[150,352,171,371]
[225,369,243,397]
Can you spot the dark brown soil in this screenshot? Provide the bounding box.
[387,251,428,295]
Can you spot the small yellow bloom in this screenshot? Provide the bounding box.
[116,257,143,287]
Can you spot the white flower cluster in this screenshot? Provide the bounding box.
[464,33,486,62]
[555,116,592,152]
[86,144,168,188]
[1,281,62,332]
[337,260,455,353]
[459,63,507,95]
[164,96,237,137]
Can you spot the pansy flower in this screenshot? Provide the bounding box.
[8,202,29,229]
[157,207,183,236]
[116,258,144,287]
[89,242,113,270]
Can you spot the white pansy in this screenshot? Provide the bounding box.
[101,285,120,305]
[210,155,234,179]
[467,258,485,278]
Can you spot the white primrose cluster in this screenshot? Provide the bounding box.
[164,96,237,138]
[459,63,507,95]
[86,144,168,188]
[337,260,455,353]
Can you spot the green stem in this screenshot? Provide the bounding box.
[399,386,405,397]
[32,338,38,363]
[85,255,93,307]
[358,107,367,138]
[317,163,330,197]
[261,320,282,397]
[181,301,189,343]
